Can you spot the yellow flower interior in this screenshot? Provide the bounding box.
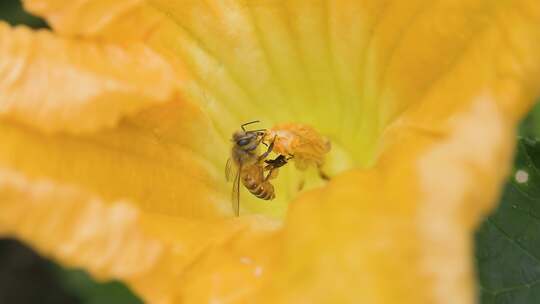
[149,1,390,218]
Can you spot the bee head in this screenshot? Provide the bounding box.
[233,130,264,151]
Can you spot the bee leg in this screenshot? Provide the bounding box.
[257,135,276,162]
[264,168,279,181]
[256,133,269,148]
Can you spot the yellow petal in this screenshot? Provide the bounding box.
[0,23,235,218]
[262,97,515,304]
[0,168,279,303]
[1,1,540,304]
[23,0,165,41]
[0,22,179,134]
[0,99,233,218]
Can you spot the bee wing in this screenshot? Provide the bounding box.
[232,163,241,216]
[225,158,234,182]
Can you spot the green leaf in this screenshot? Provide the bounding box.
[0,0,47,29]
[52,266,143,304]
[475,138,540,303]
[519,101,540,138]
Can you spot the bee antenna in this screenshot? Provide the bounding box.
[241,120,261,132]
[247,129,266,134]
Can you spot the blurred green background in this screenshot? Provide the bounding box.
[520,102,540,138]
[0,0,46,28]
[0,5,142,304]
[2,1,540,303]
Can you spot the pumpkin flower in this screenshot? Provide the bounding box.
[1,0,540,303]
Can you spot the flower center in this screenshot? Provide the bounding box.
[214,117,379,219]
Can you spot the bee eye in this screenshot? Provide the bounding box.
[237,138,250,146]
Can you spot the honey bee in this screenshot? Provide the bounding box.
[225,121,283,216]
[263,123,331,179]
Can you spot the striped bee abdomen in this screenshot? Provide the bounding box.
[242,170,275,200]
